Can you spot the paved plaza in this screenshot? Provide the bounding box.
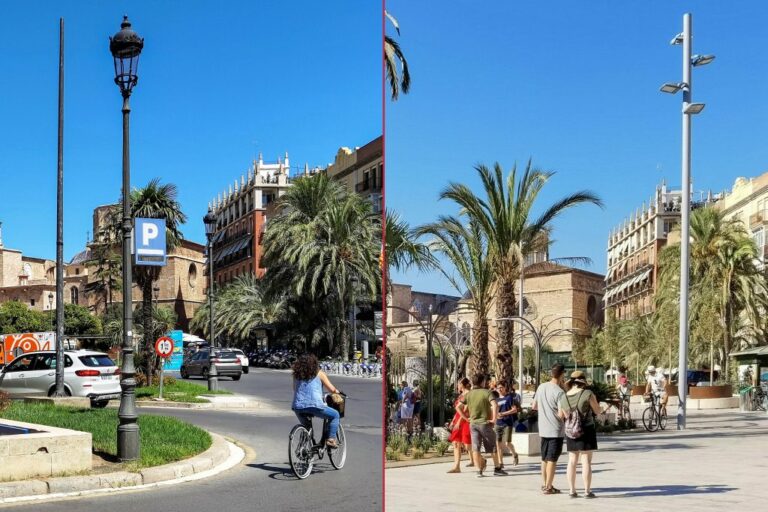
[385,409,768,511]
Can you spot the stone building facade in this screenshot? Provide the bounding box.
[387,263,605,363]
[0,208,207,332]
[714,173,768,264]
[207,153,302,286]
[325,136,383,213]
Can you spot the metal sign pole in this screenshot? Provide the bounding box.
[159,358,164,400]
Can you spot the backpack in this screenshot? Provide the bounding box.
[564,390,586,439]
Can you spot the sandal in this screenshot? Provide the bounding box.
[513,454,519,466]
[569,492,579,498]
[585,492,596,499]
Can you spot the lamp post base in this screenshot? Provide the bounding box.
[208,363,219,392]
[117,423,140,461]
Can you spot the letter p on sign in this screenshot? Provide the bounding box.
[135,218,167,266]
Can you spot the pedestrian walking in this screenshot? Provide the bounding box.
[399,380,414,435]
[461,373,505,477]
[446,377,473,473]
[559,370,602,498]
[494,381,521,469]
[531,363,566,494]
[411,381,423,431]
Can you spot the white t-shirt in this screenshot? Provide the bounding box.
[647,373,666,394]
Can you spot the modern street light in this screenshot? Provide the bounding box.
[53,18,66,398]
[203,209,219,391]
[660,12,714,430]
[110,15,144,461]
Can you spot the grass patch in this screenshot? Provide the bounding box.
[0,402,211,469]
[135,380,232,403]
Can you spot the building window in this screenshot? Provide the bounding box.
[70,287,79,305]
[189,263,198,288]
[753,228,764,260]
[30,298,35,307]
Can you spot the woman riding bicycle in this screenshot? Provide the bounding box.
[292,354,342,448]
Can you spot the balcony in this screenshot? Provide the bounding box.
[750,212,766,229]
[355,180,381,193]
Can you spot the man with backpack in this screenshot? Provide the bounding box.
[531,363,566,495]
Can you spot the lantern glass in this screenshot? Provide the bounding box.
[109,16,144,95]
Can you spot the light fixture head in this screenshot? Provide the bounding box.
[684,103,706,115]
[203,209,218,238]
[660,82,685,94]
[691,54,715,67]
[670,32,684,45]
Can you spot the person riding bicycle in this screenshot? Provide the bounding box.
[292,354,342,448]
[644,365,668,412]
[613,374,632,419]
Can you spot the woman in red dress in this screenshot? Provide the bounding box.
[447,377,472,473]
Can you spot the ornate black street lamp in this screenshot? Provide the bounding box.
[110,15,143,462]
[203,209,219,391]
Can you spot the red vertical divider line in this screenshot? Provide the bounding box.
[381,0,387,510]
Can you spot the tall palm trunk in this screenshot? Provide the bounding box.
[495,274,516,386]
[469,318,489,380]
[142,279,155,384]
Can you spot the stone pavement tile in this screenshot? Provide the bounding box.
[385,410,768,511]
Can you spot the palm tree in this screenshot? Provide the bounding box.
[191,274,286,343]
[385,11,411,101]
[439,161,602,386]
[263,175,381,358]
[418,217,495,379]
[385,210,437,282]
[656,207,768,381]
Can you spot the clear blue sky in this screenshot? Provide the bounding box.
[0,0,381,261]
[387,1,768,295]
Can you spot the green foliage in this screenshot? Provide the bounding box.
[54,303,103,336]
[384,10,410,101]
[0,301,51,333]
[385,210,436,275]
[589,381,613,404]
[0,391,10,413]
[387,432,411,455]
[411,448,425,459]
[385,447,402,461]
[434,440,451,456]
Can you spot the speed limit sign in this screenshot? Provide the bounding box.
[155,336,174,358]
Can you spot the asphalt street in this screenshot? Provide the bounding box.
[2,368,383,511]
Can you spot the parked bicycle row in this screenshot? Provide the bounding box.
[320,360,383,378]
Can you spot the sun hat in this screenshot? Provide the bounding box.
[569,370,588,385]
[647,365,656,372]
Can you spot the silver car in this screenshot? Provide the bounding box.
[0,350,122,407]
[180,349,242,380]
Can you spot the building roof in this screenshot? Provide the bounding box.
[69,248,92,265]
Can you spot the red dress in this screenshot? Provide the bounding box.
[448,398,471,445]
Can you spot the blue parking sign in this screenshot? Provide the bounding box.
[134,218,167,266]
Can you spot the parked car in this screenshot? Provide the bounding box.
[180,349,242,381]
[231,349,249,374]
[0,350,121,408]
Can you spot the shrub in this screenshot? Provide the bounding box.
[412,448,425,459]
[0,391,10,413]
[385,448,402,461]
[434,441,450,456]
[135,373,177,387]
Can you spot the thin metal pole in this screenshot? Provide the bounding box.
[519,265,524,389]
[426,305,433,431]
[677,12,692,430]
[208,237,218,391]
[54,18,65,397]
[118,92,139,461]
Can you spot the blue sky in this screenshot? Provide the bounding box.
[0,0,381,260]
[387,1,768,295]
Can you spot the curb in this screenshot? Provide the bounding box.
[0,432,244,503]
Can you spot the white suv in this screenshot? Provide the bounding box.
[0,350,122,408]
[231,349,249,374]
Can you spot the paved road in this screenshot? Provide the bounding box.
[3,368,383,511]
[386,409,768,511]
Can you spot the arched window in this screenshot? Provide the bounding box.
[70,287,79,305]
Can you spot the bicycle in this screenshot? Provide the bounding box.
[288,393,348,479]
[642,392,667,432]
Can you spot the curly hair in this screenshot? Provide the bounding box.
[292,354,319,381]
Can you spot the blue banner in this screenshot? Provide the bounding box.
[164,330,184,371]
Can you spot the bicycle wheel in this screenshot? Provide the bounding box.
[288,424,314,479]
[659,409,667,430]
[329,424,347,469]
[642,407,658,432]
